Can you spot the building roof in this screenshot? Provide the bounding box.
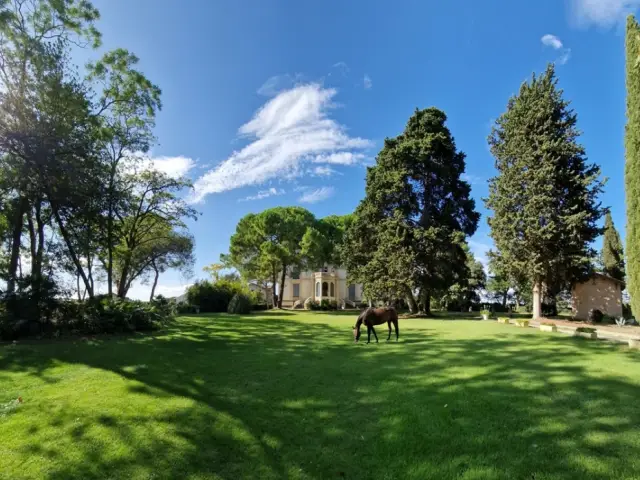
[581,272,625,286]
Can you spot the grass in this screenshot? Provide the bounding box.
[2,311,640,479]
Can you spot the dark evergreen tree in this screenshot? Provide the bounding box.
[343,108,479,314]
[485,65,604,318]
[601,212,625,283]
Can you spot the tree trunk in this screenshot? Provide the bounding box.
[7,197,27,294]
[532,281,542,319]
[405,287,418,313]
[502,292,508,308]
[50,206,94,298]
[422,288,432,316]
[116,254,131,298]
[149,264,159,301]
[271,267,278,308]
[278,263,287,308]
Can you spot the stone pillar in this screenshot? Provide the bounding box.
[532,282,542,319]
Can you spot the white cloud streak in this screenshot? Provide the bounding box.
[541,34,571,65]
[298,186,335,204]
[146,155,196,178]
[363,74,373,89]
[191,84,371,204]
[541,34,563,49]
[239,187,285,202]
[313,166,339,176]
[570,0,640,27]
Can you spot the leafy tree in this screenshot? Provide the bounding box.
[202,263,225,281]
[343,108,479,314]
[627,15,640,315]
[300,214,352,269]
[485,65,604,318]
[439,244,486,311]
[225,207,315,308]
[601,212,625,283]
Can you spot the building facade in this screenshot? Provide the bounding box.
[571,273,623,320]
[279,265,364,308]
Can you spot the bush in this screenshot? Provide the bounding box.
[541,302,558,317]
[320,299,337,311]
[588,309,603,324]
[623,302,633,319]
[227,293,252,314]
[177,303,199,314]
[251,304,269,311]
[186,279,257,313]
[304,298,314,310]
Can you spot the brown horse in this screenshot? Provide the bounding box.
[353,307,399,343]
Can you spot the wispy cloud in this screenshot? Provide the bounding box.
[312,165,340,176]
[569,0,640,27]
[257,73,304,96]
[541,34,563,49]
[313,152,366,165]
[147,155,196,178]
[298,186,335,204]
[191,84,371,204]
[363,74,373,89]
[541,34,571,65]
[239,187,285,202]
[332,61,350,77]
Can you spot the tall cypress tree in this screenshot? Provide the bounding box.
[485,65,604,319]
[601,212,625,282]
[626,16,640,315]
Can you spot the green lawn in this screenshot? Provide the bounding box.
[2,312,640,479]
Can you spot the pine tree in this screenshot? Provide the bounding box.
[485,65,604,319]
[626,15,640,316]
[601,212,625,282]
[343,108,479,313]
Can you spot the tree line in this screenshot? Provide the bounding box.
[226,65,625,317]
[0,0,195,324]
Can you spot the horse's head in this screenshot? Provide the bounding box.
[353,325,361,342]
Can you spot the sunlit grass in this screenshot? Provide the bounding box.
[1,311,640,479]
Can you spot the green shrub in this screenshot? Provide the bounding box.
[576,327,596,333]
[187,279,257,313]
[320,299,337,311]
[251,304,269,311]
[176,303,199,314]
[623,302,633,319]
[480,309,491,317]
[227,293,252,314]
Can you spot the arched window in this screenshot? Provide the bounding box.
[322,282,329,296]
[330,282,335,297]
[316,282,320,297]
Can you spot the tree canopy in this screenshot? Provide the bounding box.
[342,107,479,313]
[601,212,625,283]
[485,65,604,318]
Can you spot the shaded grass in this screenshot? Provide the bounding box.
[2,311,640,479]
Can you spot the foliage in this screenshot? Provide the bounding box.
[480,309,491,317]
[203,263,225,281]
[342,108,479,314]
[227,293,252,314]
[623,302,633,319]
[576,327,597,334]
[588,309,603,324]
[601,212,625,283]
[186,279,256,313]
[439,243,486,311]
[626,16,640,324]
[485,65,604,317]
[224,207,316,308]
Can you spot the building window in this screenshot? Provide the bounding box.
[293,283,300,298]
[330,282,335,297]
[322,282,329,296]
[348,284,356,301]
[292,269,300,280]
[322,266,328,273]
[316,282,320,297]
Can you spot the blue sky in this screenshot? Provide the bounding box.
[85,0,633,299]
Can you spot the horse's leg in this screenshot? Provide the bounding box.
[394,319,399,341]
[387,321,392,341]
[371,326,379,343]
[366,325,372,344]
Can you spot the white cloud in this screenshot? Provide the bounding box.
[147,155,196,178]
[239,187,285,202]
[312,166,339,176]
[541,34,571,65]
[468,239,492,272]
[541,34,564,49]
[313,152,366,165]
[257,74,304,96]
[191,84,371,204]
[570,0,640,27]
[461,173,485,185]
[298,186,335,204]
[332,62,350,77]
[363,74,373,89]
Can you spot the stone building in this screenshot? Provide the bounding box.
[571,273,624,320]
[279,265,364,308]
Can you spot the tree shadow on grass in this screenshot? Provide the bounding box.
[2,315,640,479]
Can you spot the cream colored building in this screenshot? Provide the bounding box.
[571,273,623,320]
[280,265,364,308]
